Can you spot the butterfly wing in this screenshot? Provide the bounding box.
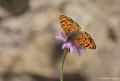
[74,31,96,49]
[59,15,81,36]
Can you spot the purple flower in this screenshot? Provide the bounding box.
[54,32,83,55]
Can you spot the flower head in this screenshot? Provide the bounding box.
[55,32,83,55]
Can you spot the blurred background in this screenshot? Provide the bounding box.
[0,0,120,81]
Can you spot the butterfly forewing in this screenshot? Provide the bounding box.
[74,31,96,49]
[59,15,81,36]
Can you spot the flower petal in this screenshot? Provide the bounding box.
[76,46,82,55]
[62,43,67,49]
[70,45,75,54]
[60,32,66,39]
[62,43,72,49]
[65,43,71,48]
[54,32,66,42]
[54,36,66,42]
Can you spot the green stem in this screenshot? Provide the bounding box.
[60,49,68,81]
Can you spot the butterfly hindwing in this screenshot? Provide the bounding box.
[59,15,81,36]
[74,31,96,49]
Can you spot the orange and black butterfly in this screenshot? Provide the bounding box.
[59,15,96,49]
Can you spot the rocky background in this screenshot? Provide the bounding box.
[0,0,120,81]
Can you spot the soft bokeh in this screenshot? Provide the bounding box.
[0,0,120,81]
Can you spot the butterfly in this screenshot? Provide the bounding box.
[59,15,96,49]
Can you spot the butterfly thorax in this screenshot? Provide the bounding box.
[66,30,81,42]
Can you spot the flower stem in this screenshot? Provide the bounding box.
[60,49,68,81]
